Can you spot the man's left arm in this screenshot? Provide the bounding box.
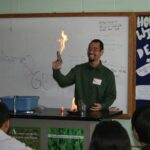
[101,73,116,110]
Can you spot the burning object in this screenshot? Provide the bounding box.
[57,30,68,62]
[70,97,78,112]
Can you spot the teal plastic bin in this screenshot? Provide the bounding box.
[0,96,39,111]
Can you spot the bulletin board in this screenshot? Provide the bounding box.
[0,13,135,117]
[135,12,150,109]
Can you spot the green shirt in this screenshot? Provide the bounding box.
[53,62,116,110]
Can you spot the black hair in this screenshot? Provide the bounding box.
[89,120,131,150]
[0,102,9,128]
[90,39,104,50]
[131,105,150,143]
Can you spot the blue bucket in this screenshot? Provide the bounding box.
[0,96,39,111]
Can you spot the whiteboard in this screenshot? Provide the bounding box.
[0,16,129,113]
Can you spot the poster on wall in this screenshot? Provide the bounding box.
[136,15,150,108]
[9,127,41,150]
[48,128,84,150]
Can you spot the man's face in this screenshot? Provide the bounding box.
[87,42,103,62]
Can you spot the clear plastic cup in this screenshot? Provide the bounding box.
[78,99,86,117]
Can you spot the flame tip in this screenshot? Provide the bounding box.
[70,97,77,112]
[58,30,68,54]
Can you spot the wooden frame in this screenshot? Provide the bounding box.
[0,12,135,118]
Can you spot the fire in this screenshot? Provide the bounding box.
[60,106,64,116]
[58,30,68,54]
[70,97,77,112]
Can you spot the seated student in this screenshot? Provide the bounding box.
[131,106,150,150]
[0,102,33,150]
[89,120,131,150]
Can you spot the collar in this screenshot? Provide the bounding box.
[87,61,102,70]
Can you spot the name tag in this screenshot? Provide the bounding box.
[92,78,102,85]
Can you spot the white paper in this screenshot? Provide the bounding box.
[136,63,150,76]
[136,85,150,100]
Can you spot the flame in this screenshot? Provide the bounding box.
[70,97,77,112]
[60,106,64,116]
[58,30,68,54]
[61,106,64,112]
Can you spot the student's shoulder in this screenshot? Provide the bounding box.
[9,137,33,150]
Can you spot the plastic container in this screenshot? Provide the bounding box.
[0,96,39,111]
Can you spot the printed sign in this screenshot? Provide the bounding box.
[9,127,41,150]
[48,128,84,150]
[136,15,150,108]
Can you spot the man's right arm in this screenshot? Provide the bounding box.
[52,60,62,70]
[52,60,75,87]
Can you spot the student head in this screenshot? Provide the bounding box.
[131,105,150,145]
[0,102,10,133]
[89,120,131,150]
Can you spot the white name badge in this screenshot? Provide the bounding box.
[92,78,102,85]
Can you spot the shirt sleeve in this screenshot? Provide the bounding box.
[53,67,75,87]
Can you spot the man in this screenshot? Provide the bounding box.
[52,39,116,111]
[131,106,150,150]
[0,102,33,150]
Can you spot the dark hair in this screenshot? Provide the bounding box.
[131,105,150,143]
[89,39,104,50]
[89,120,131,150]
[0,102,9,128]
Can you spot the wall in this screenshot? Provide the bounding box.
[0,0,150,14]
[0,0,148,149]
